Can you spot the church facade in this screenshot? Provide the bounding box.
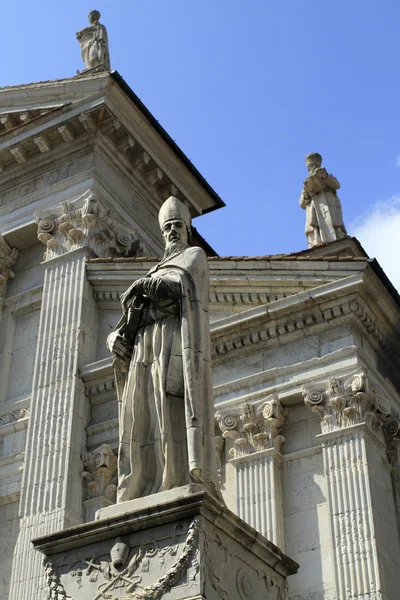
[0,66,400,599]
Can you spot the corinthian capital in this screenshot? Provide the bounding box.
[217,395,288,458]
[36,192,139,261]
[0,235,19,298]
[303,372,391,435]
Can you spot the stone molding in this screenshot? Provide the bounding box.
[210,290,288,306]
[0,406,29,427]
[213,299,398,363]
[0,101,199,217]
[217,395,287,457]
[303,372,391,436]
[81,444,117,503]
[37,192,138,260]
[0,235,19,298]
[93,289,290,307]
[87,378,116,397]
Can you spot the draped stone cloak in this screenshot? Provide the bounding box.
[114,246,219,502]
[78,23,110,70]
[300,168,346,246]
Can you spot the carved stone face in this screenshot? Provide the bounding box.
[88,10,100,24]
[161,219,188,247]
[307,160,321,173]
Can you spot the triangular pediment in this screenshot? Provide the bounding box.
[0,71,110,117]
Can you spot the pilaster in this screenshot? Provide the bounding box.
[303,372,400,600]
[8,193,134,600]
[217,396,287,549]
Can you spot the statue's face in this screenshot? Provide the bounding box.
[89,11,100,24]
[308,160,321,172]
[162,219,188,246]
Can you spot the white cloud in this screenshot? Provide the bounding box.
[351,196,400,292]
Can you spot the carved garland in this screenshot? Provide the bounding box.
[43,558,70,600]
[43,517,201,600]
[134,516,201,600]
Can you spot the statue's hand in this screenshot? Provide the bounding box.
[107,331,132,365]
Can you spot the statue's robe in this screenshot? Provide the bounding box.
[114,246,219,502]
[299,168,346,247]
[78,23,110,70]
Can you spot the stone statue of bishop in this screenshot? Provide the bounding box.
[299,153,346,248]
[76,10,110,71]
[107,197,222,503]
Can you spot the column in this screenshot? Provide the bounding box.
[303,372,400,600]
[0,235,19,319]
[8,193,135,600]
[218,395,287,549]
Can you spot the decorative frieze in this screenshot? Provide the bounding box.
[210,290,287,306]
[0,235,19,299]
[212,299,398,367]
[218,396,287,457]
[82,443,117,503]
[37,192,138,260]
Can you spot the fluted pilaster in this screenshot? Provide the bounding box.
[303,372,400,600]
[217,396,287,548]
[9,193,136,600]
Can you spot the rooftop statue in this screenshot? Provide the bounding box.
[299,153,346,248]
[76,10,110,71]
[107,197,222,502]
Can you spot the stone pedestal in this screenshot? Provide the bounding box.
[33,485,298,600]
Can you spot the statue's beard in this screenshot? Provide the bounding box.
[163,241,188,259]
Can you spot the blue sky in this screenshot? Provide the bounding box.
[2,2,400,285]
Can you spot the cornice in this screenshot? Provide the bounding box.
[0,99,206,225]
[210,273,400,366]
